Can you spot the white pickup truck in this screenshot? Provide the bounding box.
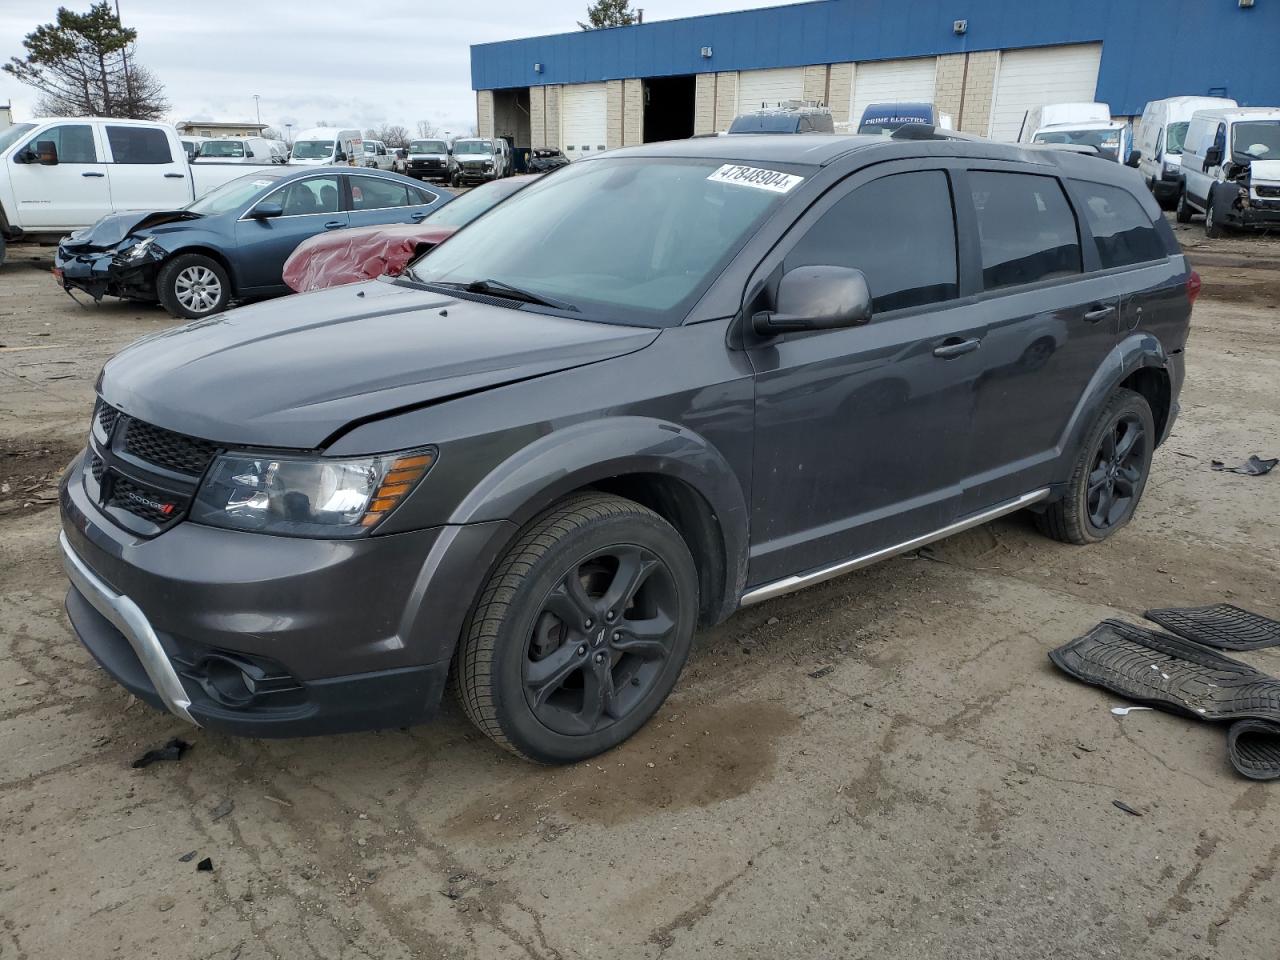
[0,117,277,263]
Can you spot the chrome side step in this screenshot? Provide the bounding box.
[739,488,1051,607]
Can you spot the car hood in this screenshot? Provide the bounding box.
[98,280,659,449]
[455,153,494,162]
[61,210,199,251]
[1248,158,1280,183]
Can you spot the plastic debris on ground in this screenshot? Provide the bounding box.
[131,737,191,769]
[1210,455,1278,476]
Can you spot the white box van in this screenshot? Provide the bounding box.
[289,127,362,166]
[1133,96,1236,207]
[192,136,281,164]
[1178,107,1280,236]
[1020,102,1130,163]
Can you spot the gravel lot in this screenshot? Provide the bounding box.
[1,221,1277,960]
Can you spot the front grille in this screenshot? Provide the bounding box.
[84,397,220,534]
[1256,184,1280,199]
[108,476,183,525]
[122,419,218,476]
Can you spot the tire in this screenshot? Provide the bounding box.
[0,235,6,269]
[1175,190,1194,224]
[454,493,699,764]
[156,253,231,320]
[1204,191,1226,239]
[450,170,460,188]
[1035,388,1156,545]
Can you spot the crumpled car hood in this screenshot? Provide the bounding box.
[99,279,659,450]
[61,210,198,251]
[283,224,458,293]
[1248,158,1280,184]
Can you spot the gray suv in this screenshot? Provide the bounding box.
[60,133,1195,763]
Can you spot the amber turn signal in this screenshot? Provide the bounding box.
[360,450,436,527]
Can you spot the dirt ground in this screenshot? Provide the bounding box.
[1,219,1278,960]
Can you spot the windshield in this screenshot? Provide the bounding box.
[453,140,492,156]
[1033,127,1123,160]
[425,180,529,228]
[408,158,798,325]
[1233,121,1280,161]
[411,140,446,154]
[186,173,281,215]
[0,123,37,154]
[292,139,334,160]
[1165,122,1189,155]
[363,142,378,153]
[198,140,245,158]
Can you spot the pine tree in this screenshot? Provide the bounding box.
[579,0,637,30]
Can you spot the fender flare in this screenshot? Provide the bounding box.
[1058,333,1171,467]
[447,416,751,620]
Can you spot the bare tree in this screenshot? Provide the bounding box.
[380,124,410,148]
[415,119,438,139]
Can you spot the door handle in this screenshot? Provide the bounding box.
[1083,305,1116,323]
[409,211,428,223]
[323,220,345,230]
[933,337,982,359]
[82,171,105,178]
[163,172,185,179]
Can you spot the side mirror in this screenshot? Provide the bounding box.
[35,140,59,165]
[1204,145,1223,167]
[1125,149,1142,168]
[334,150,347,162]
[752,265,872,335]
[251,201,284,219]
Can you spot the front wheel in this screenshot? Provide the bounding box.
[454,493,698,764]
[1035,388,1155,545]
[156,253,230,319]
[1175,190,1194,224]
[1204,192,1227,238]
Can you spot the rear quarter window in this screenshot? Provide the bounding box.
[1072,181,1166,269]
[968,171,1081,291]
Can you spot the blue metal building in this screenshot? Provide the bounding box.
[470,0,1277,156]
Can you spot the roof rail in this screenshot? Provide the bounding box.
[889,124,986,142]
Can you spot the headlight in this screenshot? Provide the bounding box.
[124,237,155,260]
[191,448,435,537]
[484,161,494,169]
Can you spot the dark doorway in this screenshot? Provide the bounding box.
[643,75,696,143]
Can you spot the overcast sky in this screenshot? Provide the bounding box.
[1,1,781,136]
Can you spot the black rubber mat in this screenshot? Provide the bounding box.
[1049,620,1280,724]
[1144,604,1280,652]
[1227,720,1280,781]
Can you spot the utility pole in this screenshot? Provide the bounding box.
[253,94,261,126]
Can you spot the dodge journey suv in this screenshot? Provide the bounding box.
[60,132,1194,763]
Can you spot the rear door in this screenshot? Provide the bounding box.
[233,174,348,291]
[957,166,1121,511]
[103,124,191,212]
[745,162,984,587]
[7,122,110,229]
[346,175,438,229]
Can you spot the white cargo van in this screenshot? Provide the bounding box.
[1178,107,1280,237]
[192,136,280,164]
[1020,103,1130,163]
[1133,97,1237,207]
[289,127,362,165]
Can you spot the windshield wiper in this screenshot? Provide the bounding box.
[464,278,578,312]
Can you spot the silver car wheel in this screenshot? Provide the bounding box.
[174,265,222,314]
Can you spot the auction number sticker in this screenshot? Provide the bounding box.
[707,164,804,194]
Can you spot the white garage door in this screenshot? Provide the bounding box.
[738,67,806,114]
[988,43,1103,142]
[561,82,607,161]
[850,57,937,126]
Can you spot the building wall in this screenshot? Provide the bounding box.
[960,51,999,135]
[802,64,828,105]
[714,72,738,131]
[545,85,562,150]
[606,80,624,149]
[471,0,1278,118]
[693,73,716,135]
[530,86,546,146]
[623,78,644,146]
[827,62,853,126]
[476,90,494,139]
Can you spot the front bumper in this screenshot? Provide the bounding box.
[1152,171,1182,201]
[54,245,158,302]
[1229,198,1280,228]
[60,455,516,736]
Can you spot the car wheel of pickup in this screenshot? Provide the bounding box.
[158,253,230,319]
[1036,388,1155,545]
[1175,190,1194,224]
[454,493,698,764]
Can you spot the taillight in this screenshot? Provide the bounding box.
[1187,270,1202,307]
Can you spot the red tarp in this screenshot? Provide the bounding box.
[283,223,458,292]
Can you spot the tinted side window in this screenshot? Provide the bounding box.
[274,176,341,216]
[28,124,97,163]
[411,186,438,205]
[969,171,1081,291]
[351,176,410,210]
[784,171,959,314]
[1073,181,1165,269]
[106,126,172,164]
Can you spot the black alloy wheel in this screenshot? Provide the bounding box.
[1085,412,1147,532]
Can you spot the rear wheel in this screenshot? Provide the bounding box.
[1036,389,1155,545]
[454,494,698,764]
[1175,190,1195,224]
[156,253,230,320]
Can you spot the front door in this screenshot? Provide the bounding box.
[103,124,192,212]
[745,164,983,588]
[8,123,111,230]
[233,174,348,291]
